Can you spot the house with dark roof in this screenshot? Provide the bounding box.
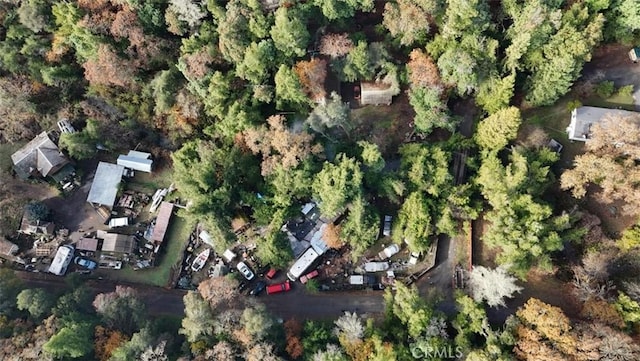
[11,132,69,179]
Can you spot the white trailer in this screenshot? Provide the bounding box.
[287,247,320,281]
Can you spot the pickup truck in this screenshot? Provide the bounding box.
[300,269,319,284]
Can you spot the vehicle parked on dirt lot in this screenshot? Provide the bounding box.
[378,244,400,260]
[300,269,319,284]
[265,268,278,279]
[74,256,97,270]
[363,262,390,272]
[250,281,267,296]
[383,215,392,236]
[266,281,291,294]
[409,252,421,265]
[237,261,255,280]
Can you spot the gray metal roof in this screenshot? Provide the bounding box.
[567,106,640,141]
[87,162,124,208]
[360,82,395,106]
[117,155,152,172]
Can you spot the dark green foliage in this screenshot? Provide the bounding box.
[409,87,454,134]
[24,201,50,223]
[172,139,262,248]
[93,286,147,334]
[274,64,310,111]
[271,7,310,58]
[476,149,575,279]
[312,154,363,218]
[594,80,615,98]
[0,269,23,316]
[340,195,379,258]
[303,320,336,357]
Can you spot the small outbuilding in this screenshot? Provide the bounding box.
[87,162,125,209]
[101,233,136,254]
[76,237,99,252]
[360,81,397,106]
[149,202,174,245]
[11,132,69,179]
[117,150,153,173]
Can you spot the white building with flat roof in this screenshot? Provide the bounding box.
[567,106,640,141]
[117,150,153,173]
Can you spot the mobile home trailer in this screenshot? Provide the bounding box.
[287,247,320,281]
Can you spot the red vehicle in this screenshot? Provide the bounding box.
[300,270,319,284]
[265,268,278,279]
[266,281,291,295]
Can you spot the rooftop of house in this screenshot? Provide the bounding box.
[11,132,69,178]
[567,106,640,141]
[19,214,55,235]
[86,162,125,208]
[360,81,396,106]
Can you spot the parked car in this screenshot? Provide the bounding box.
[265,268,278,279]
[74,257,97,270]
[300,269,319,284]
[383,215,392,237]
[266,281,291,295]
[250,281,267,296]
[409,252,421,265]
[378,244,400,260]
[237,261,255,280]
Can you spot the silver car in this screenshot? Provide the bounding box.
[237,261,255,280]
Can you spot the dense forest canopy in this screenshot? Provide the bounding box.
[2,0,640,360]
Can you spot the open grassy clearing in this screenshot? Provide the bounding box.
[111,215,193,287]
[350,94,414,156]
[0,142,22,173]
[126,164,174,194]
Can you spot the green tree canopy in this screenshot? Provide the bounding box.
[43,321,94,359]
[409,86,454,134]
[270,7,310,58]
[16,288,54,319]
[312,154,363,218]
[340,195,379,258]
[274,64,310,111]
[475,106,522,152]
